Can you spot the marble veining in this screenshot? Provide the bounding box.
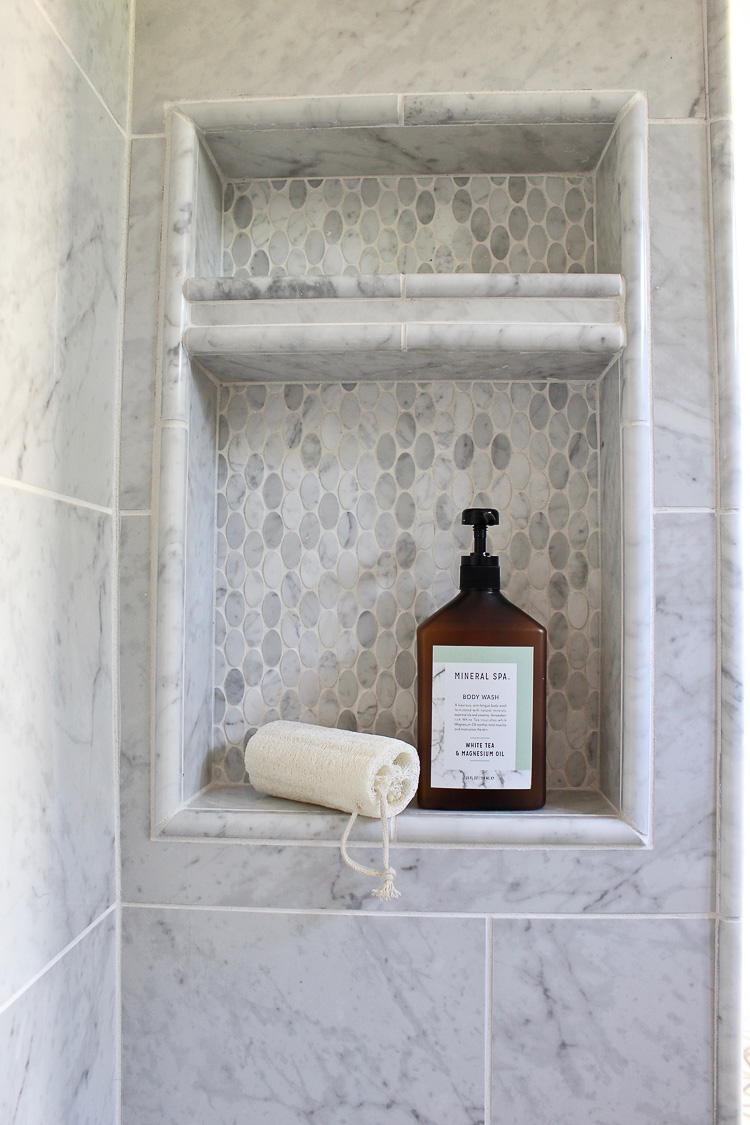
[0,0,123,507]
[650,124,715,507]
[123,908,485,1125]
[0,916,116,1125]
[0,486,114,1003]
[492,918,714,1124]
[132,0,705,133]
[121,138,165,510]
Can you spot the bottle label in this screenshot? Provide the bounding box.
[430,645,534,789]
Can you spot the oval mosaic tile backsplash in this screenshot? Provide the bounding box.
[212,379,601,791]
[222,174,596,277]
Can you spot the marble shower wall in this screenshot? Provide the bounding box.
[0,0,128,1119]
[119,1,737,1123]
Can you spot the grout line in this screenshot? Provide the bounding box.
[648,117,709,126]
[653,505,715,515]
[702,1,725,1113]
[121,508,152,517]
[116,2,136,1117]
[0,905,117,1019]
[0,475,113,515]
[120,901,717,920]
[485,917,493,1125]
[30,0,127,139]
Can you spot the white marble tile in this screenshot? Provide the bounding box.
[650,124,715,508]
[186,93,400,133]
[160,112,198,424]
[194,138,223,277]
[121,137,165,511]
[716,919,742,1124]
[492,918,713,1124]
[711,120,741,512]
[132,0,705,133]
[0,915,116,1125]
[598,364,622,806]
[719,513,743,919]
[188,275,401,301]
[191,345,616,384]
[403,91,628,125]
[183,371,217,799]
[203,122,611,180]
[153,425,189,826]
[0,485,114,1003]
[652,513,716,873]
[37,0,130,126]
[707,0,732,119]
[119,513,158,884]
[122,908,485,1125]
[0,0,124,507]
[620,424,652,832]
[604,97,651,427]
[190,297,623,328]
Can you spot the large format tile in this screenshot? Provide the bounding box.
[719,512,743,919]
[707,0,732,119]
[492,918,713,1124]
[650,124,715,508]
[716,919,742,1124]
[0,486,114,1003]
[132,0,705,133]
[36,0,131,127]
[120,137,165,511]
[711,119,740,512]
[0,914,116,1125]
[0,0,124,507]
[122,907,485,1125]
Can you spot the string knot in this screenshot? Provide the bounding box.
[340,788,402,901]
[373,867,399,901]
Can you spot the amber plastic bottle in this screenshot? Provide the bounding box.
[416,508,547,811]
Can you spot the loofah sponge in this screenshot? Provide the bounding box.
[245,721,420,900]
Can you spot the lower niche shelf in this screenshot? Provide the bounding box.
[159,785,644,848]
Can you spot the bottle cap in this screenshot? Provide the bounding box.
[460,508,501,591]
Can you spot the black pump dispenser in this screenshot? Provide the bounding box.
[460,508,501,591]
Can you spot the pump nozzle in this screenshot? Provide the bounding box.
[462,508,499,556]
[460,508,501,591]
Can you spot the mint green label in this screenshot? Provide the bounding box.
[431,645,534,790]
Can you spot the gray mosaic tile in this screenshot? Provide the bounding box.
[223,174,596,277]
[212,380,601,791]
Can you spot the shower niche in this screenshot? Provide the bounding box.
[153,92,652,849]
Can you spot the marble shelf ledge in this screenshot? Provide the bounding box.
[182,273,626,383]
[159,786,646,848]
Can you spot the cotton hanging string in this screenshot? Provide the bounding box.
[244,721,420,900]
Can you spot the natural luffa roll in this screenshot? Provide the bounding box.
[244,721,420,900]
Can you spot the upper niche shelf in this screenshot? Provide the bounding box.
[184,272,625,382]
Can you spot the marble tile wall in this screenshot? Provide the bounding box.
[0,0,127,1117]
[117,0,735,1121]
[213,379,601,791]
[222,174,596,277]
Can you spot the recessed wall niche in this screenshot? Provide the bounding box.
[153,92,652,848]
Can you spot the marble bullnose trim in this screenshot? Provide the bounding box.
[160,787,644,847]
[184,275,626,382]
[186,273,624,302]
